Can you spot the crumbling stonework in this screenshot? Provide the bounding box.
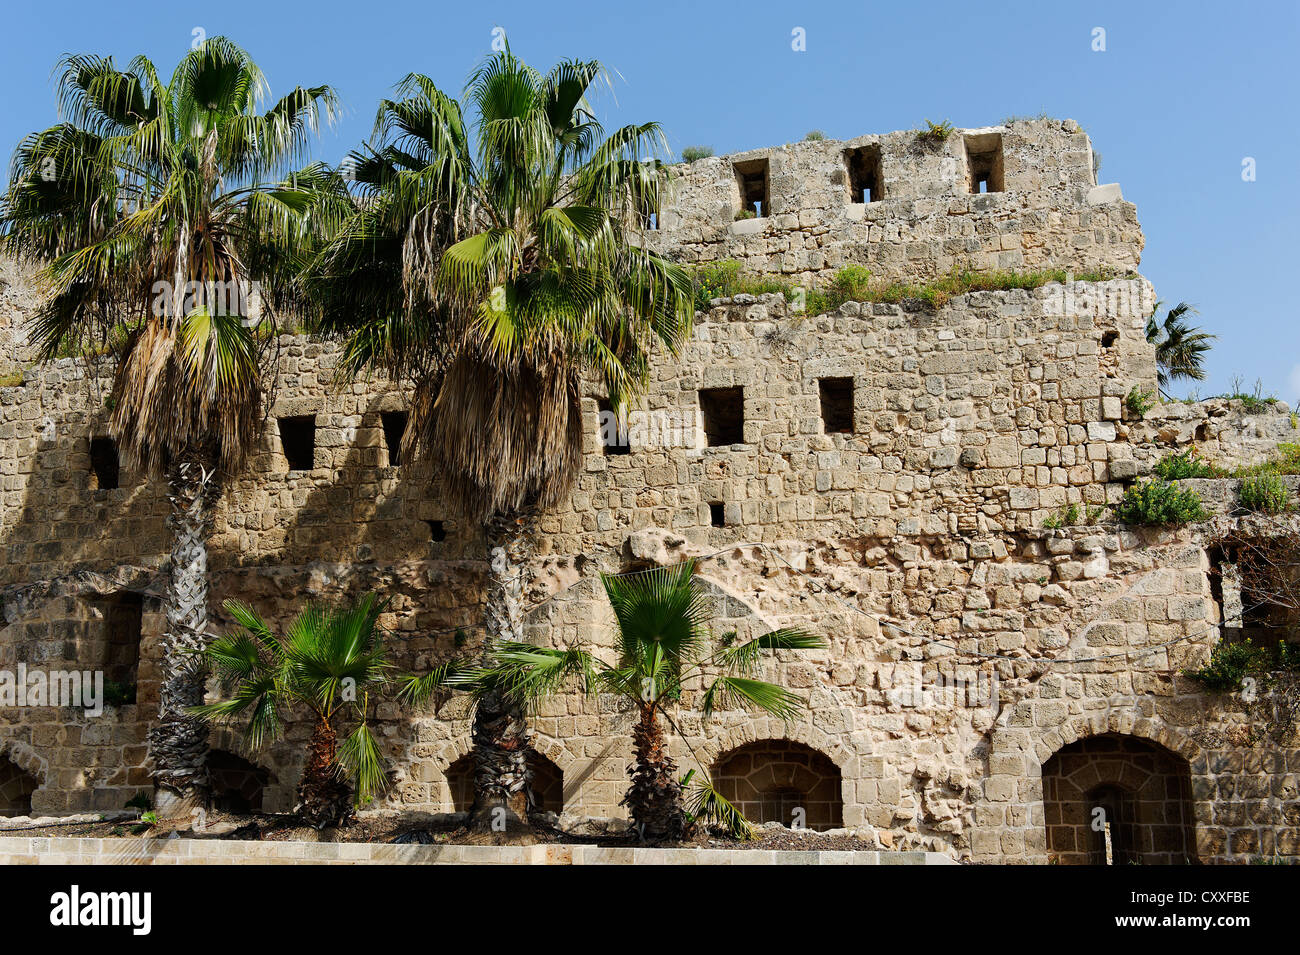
[644,118,1143,287]
[0,121,1295,863]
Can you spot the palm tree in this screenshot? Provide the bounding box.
[306,49,694,831]
[480,560,826,841]
[1145,301,1216,394]
[193,594,468,828]
[0,38,344,818]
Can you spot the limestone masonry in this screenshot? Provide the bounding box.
[0,118,1296,863]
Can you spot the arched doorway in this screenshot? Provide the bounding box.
[445,750,564,815]
[712,739,843,830]
[0,755,39,816]
[208,750,272,814]
[1043,734,1196,865]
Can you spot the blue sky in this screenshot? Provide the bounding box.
[2,0,1297,402]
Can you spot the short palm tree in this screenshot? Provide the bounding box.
[0,38,343,818]
[480,560,826,841]
[307,49,693,830]
[1145,301,1216,394]
[194,594,467,828]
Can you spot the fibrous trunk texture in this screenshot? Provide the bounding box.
[467,513,535,835]
[149,457,219,821]
[297,718,354,829]
[625,705,687,842]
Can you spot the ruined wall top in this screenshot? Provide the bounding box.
[644,117,1143,286]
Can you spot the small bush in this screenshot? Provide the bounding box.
[1114,479,1208,526]
[1126,386,1156,418]
[733,208,756,221]
[917,119,954,143]
[680,145,714,163]
[1184,639,1273,692]
[803,130,826,141]
[1185,638,1300,692]
[1240,474,1291,514]
[1153,451,1219,480]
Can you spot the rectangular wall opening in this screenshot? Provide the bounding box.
[964,133,1005,194]
[733,158,770,218]
[818,377,855,433]
[278,415,316,471]
[89,437,120,490]
[845,145,883,203]
[91,591,142,704]
[381,411,408,467]
[699,387,745,447]
[597,398,630,455]
[426,519,447,542]
[709,502,726,527]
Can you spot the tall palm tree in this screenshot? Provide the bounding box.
[194,594,468,828]
[0,38,343,819]
[480,560,826,841]
[307,50,693,831]
[1145,301,1216,394]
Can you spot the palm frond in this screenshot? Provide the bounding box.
[685,777,755,840]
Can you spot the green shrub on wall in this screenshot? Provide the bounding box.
[1185,639,1300,693]
[1240,474,1291,514]
[1114,479,1208,526]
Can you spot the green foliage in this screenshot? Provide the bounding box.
[1145,302,1215,393]
[917,119,954,143]
[680,145,714,162]
[1153,451,1220,480]
[1126,386,1156,418]
[1042,503,1106,529]
[473,561,827,838]
[192,594,464,808]
[803,130,826,141]
[124,792,152,811]
[1239,474,1291,514]
[102,680,136,706]
[0,370,24,388]
[690,262,1128,317]
[733,208,756,221]
[140,811,158,826]
[1233,443,1300,478]
[685,777,755,840]
[1185,639,1300,693]
[0,37,344,479]
[1114,479,1208,526]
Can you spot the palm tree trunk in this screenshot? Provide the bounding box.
[625,704,687,842]
[148,457,218,822]
[466,512,534,834]
[297,717,353,829]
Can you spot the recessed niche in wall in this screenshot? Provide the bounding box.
[278,415,316,471]
[734,158,770,218]
[709,502,726,527]
[844,145,883,203]
[426,519,447,542]
[381,411,408,467]
[597,398,630,455]
[89,437,120,490]
[964,132,1005,194]
[818,377,855,434]
[699,387,744,446]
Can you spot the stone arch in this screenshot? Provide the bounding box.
[441,747,567,815]
[0,742,45,817]
[1033,711,1206,774]
[695,715,856,776]
[207,749,274,814]
[1042,733,1197,865]
[712,738,844,830]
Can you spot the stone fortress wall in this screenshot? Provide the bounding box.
[0,118,1297,863]
[643,117,1143,287]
